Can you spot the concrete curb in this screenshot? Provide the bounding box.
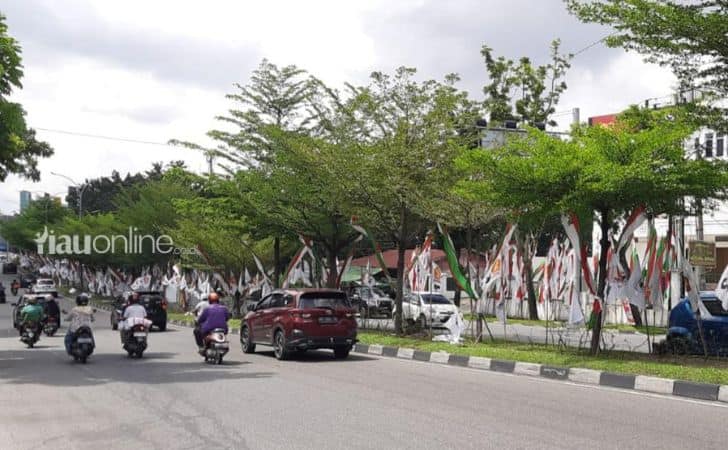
[351,343,728,404]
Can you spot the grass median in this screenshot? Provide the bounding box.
[357,330,728,385]
[167,312,242,331]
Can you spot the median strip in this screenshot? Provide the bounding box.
[351,343,728,404]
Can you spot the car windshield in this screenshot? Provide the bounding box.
[299,293,350,309]
[421,294,451,305]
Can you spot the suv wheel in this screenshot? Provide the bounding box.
[158,321,167,332]
[241,326,256,353]
[333,346,350,359]
[273,330,290,360]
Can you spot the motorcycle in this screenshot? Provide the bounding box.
[20,322,40,348]
[202,328,229,365]
[43,315,59,336]
[69,326,95,363]
[121,319,148,358]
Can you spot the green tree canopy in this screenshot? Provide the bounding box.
[0,13,52,181]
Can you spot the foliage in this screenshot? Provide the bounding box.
[0,14,52,181]
[482,39,571,127]
[0,196,70,250]
[566,0,728,129]
[458,108,728,351]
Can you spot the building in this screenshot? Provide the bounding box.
[19,190,31,212]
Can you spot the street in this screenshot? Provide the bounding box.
[0,273,726,450]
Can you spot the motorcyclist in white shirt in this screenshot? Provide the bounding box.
[120,292,147,341]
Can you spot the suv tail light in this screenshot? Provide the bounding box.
[161,299,168,310]
[291,312,312,319]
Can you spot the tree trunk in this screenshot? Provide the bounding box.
[590,208,611,355]
[327,245,338,289]
[394,207,408,335]
[273,237,281,288]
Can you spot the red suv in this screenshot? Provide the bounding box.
[240,289,357,360]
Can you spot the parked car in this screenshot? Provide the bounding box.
[657,292,728,356]
[31,278,58,297]
[396,292,459,329]
[19,272,38,288]
[349,286,393,318]
[111,291,168,331]
[240,288,357,360]
[12,294,49,329]
[2,261,17,274]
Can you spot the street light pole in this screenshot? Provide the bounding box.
[50,172,86,217]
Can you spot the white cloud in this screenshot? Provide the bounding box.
[0,0,677,214]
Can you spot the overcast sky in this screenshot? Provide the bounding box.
[0,0,677,214]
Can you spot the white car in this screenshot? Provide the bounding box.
[398,292,459,328]
[32,278,57,294]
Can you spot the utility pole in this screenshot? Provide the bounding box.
[571,107,580,127]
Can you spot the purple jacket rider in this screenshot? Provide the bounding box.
[198,303,231,336]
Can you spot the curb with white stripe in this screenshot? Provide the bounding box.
[351,343,728,404]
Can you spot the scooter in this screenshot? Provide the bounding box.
[43,315,59,336]
[20,322,40,348]
[69,326,95,363]
[121,319,148,358]
[202,328,229,365]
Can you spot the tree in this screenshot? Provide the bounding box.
[0,196,69,250]
[482,39,571,127]
[477,40,572,319]
[457,107,728,354]
[0,14,52,181]
[566,0,728,129]
[337,67,480,334]
[171,59,315,285]
[65,161,185,215]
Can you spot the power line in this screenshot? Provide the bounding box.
[35,127,171,146]
[571,32,618,58]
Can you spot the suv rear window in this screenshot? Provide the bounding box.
[298,293,350,309]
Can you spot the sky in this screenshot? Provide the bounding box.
[0,0,677,214]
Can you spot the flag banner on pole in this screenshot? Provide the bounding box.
[437,223,478,300]
[351,220,393,285]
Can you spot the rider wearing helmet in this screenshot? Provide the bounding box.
[64,294,95,353]
[20,296,43,335]
[194,292,230,352]
[43,293,61,327]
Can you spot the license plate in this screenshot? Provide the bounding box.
[133,332,146,337]
[318,316,337,324]
[214,343,229,349]
[77,338,93,343]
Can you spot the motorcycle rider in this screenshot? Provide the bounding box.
[194,292,230,354]
[120,292,147,341]
[64,293,95,354]
[11,279,19,295]
[20,296,43,336]
[43,293,61,328]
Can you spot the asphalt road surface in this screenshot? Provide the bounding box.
[0,273,726,450]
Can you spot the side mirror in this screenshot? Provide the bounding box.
[246,303,256,312]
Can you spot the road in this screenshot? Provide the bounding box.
[0,272,726,450]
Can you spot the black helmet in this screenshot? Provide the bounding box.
[76,294,89,306]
